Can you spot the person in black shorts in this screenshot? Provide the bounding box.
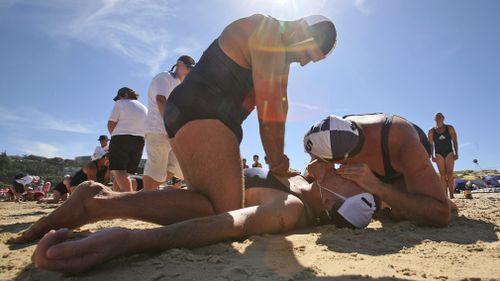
[162,14,337,222]
[108,87,147,191]
[428,112,459,198]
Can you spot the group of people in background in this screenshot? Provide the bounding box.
[242,154,264,169]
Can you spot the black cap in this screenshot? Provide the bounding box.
[113,87,137,101]
[177,55,196,68]
[98,135,109,141]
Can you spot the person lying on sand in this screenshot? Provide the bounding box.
[38,175,71,204]
[304,113,457,227]
[11,167,374,274]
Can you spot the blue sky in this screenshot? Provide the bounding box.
[0,0,498,172]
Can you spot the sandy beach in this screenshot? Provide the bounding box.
[1,193,499,281]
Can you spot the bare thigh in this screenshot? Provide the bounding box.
[444,153,455,175]
[435,155,446,176]
[170,119,243,214]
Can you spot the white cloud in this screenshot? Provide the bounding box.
[459,142,474,149]
[290,101,324,111]
[9,0,188,75]
[17,141,60,158]
[354,0,370,15]
[0,106,95,134]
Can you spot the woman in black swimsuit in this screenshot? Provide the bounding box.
[427,112,459,198]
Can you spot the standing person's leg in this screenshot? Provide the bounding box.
[112,170,132,192]
[435,155,447,196]
[143,133,169,191]
[444,153,455,198]
[109,135,133,192]
[170,120,244,213]
[166,148,184,189]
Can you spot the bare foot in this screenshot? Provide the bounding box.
[7,181,110,244]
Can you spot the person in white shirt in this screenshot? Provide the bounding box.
[107,87,148,192]
[143,56,196,191]
[92,135,109,161]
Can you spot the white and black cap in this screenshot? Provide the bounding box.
[304,115,362,161]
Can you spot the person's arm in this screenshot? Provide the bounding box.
[449,125,459,160]
[337,128,450,227]
[427,129,436,162]
[107,121,117,135]
[31,192,304,274]
[107,102,120,134]
[249,26,290,176]
[156,95,167,118]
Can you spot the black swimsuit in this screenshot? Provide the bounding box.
[243,168,355,228]
[374,115,431,183]
[244,168,300,197]
[70,161,108,187]
[164,39,254,143]
[432,125,454,158]
[53,181,68,195]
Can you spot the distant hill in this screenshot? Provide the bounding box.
[454,169,499,179]
[0,152,147,187]
[0,152,80,186]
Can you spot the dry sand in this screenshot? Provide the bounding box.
[1,193,499,281]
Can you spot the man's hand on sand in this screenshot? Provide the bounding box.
[32,227,131,275]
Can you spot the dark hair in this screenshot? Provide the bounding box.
[170,55,196,73]
[114,87,139,101]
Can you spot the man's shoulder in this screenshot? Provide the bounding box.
[389,119,423,150]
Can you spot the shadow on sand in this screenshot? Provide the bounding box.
[316,213,498,256]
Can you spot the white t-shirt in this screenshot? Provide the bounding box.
[145,72,181,134]
[108,100,148,137]
[92,145,108,160]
